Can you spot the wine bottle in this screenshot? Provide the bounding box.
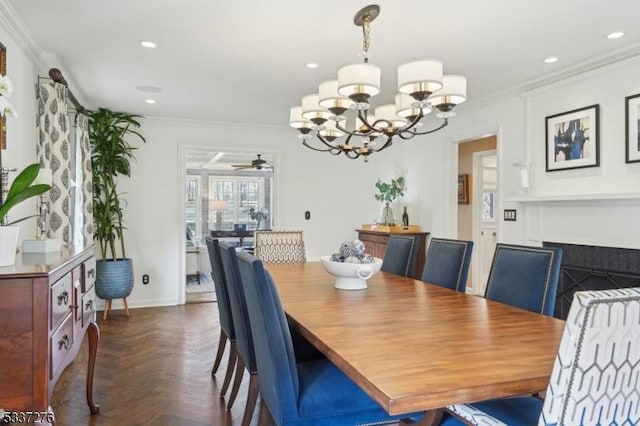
[402,206,409,227]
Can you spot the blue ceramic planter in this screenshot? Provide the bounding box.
[95,258,134,300]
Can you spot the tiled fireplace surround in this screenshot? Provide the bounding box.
[512,195,640,319]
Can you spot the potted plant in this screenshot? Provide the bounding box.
[88,108,145,310]
[249,206,269,230]
[0,164,52,266]
[374,176,405,225]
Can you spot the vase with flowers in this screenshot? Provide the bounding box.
[374,177,405,226]
[249,207,269,230]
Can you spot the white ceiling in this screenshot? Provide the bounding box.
[5,0,640,131]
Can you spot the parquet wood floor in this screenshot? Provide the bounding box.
[51,303,258,425]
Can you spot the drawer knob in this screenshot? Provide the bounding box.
[87,268,95,279]
[85,300,94,311]
[57,291,69,306]
[58,334,70,351]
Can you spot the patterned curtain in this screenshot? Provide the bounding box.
[37,82,72,244]
[73,113,93,247]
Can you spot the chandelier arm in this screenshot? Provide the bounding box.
[395,109,425,133]
[315,132,342,151]
[334,120,371,138]
[302,139,335,153]
[404,118,449,136]
[344,149,361,159]
[357,110,380,134]
[370,135,394,152]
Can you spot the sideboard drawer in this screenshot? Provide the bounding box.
[83,257,96,292]
[82,285,96,327]
[50,314,73,380]
[50,274,72,331]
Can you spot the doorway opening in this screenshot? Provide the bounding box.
[182,149,275,304]
[457,136,497,295]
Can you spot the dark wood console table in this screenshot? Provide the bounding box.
[0,246,99,424]
[209,229,271,246]
[357,229,430,279]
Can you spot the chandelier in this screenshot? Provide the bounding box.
[289,4,467,162]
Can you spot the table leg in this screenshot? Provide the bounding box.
[399,408,444,426]
[86,321,100,414]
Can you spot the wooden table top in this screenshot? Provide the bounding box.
[266,262,566,416]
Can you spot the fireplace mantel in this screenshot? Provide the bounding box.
[504,192,640,204]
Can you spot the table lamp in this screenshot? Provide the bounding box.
[22,168,61,253]
[210,200,228,231]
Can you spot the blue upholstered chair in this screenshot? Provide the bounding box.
[440,287,640,426]
[421,238,473,292]
[483,244,562,316]
[381,235,420,277]
[204,237,237,400]
[235,250,423,425]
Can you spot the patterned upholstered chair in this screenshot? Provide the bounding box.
[204,237,237,401]
[254,230,306,264]
[234,250,423,425]
[440,287,640,425]
[421,238,474,292]
[484,244,562,316]
[381,235,420,277]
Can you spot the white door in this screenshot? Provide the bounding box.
[472,150,498,295]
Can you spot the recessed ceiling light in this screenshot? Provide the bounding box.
[139,40,157,48]
[543,57,558,64]
[145,99,156,104]
[306,63,319,69]
[607,31,625,40]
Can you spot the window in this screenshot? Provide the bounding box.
[208,176,268,230]
[185,176,201,244]
[482,191,495,222]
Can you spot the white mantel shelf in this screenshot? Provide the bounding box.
[504,193,640,203]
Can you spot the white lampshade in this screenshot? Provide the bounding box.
[374,104,406,129]
[395,94,432,120]
[289,106,312,129]
[318,80,354,111]
[210,200,228,212]
[337,64,381,99]
[35,168,53,186]
[428,75,467,107]
[319,119,346,140]
[397,60,443,97]
[301,94,332,122]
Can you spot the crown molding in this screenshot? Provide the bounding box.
[0,0,50,73]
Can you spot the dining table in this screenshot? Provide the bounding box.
[265,261,566,425]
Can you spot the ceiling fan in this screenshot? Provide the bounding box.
[231,154,272,170]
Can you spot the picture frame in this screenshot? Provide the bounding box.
[545,104,599,172]
[457,174,469,205]
[625,93,640,163]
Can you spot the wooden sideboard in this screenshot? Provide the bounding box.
[356,229,430,279]
[0,246,99,424]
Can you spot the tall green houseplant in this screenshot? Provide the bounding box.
[89,108,146,315]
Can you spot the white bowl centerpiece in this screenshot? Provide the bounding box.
[321,239,382,290]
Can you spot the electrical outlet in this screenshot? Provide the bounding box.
[305,211,311,220]
[142,274,150,285]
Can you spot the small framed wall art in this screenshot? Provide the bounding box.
[625,93,640,163]
[457,174,469,205]
[545,104,599,172]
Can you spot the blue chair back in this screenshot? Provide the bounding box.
[235,251,299,423]
[218,241,257,373]
[421,238,473,292]
[484,244,562,316]
[205,237,234,339]
[381,235,419,277]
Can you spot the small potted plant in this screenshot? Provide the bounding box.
[374,176,405,225]
[249,207,269,230]
[0,164,52,266]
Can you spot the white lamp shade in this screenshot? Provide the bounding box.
[35,168,53,186]
[318,80,354,110]
[301,94,332,121]
[289,106,312,129]
[374,104,406,129]
[210,200,228,211]
[397,60,443,95]
[428,75,467,106]
[319,119,346,139]
[395,94,432,119]
[337,64,381,98]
